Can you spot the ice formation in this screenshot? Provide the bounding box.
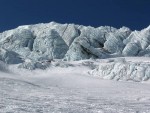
[90,58,150,82]
[0,22,150,81]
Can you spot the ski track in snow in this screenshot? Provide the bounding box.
[0,61,150,113]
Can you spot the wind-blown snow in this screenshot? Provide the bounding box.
[0,60,150,113]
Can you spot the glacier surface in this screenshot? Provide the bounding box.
[0,22,150,63]
[0,22,150,81]
[90,57,150,82]
[0,21,150,112]
[1,59,150,113]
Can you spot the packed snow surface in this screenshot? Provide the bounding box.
[0,59,150,113]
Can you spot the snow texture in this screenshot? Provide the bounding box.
[0,60,150,113]
[90,58,150,82]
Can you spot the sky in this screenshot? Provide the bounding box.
[0,0,150,32]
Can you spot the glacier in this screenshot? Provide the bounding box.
[1,22,150,63]
[0,22,150,81]
[1,22,150,112]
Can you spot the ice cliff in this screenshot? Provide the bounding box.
[0,22,150,70]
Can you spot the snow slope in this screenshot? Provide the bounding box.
[0,61,150,113]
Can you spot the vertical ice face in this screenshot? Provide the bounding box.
[33,29,68,60]
[64,26,116,61]
[0,22,150,69]
[104,27,131,54]
[0,48,23,64]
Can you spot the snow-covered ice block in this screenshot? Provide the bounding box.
[0,22,150,69]
[18,60,51,70]
[104,27,131,54]
[90,58,150,82]
[0,48,23,64]
[33,29,68,59]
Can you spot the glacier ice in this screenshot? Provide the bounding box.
[0,48,23,64]
[90,58,150,82]
[0,22,150,73]
[1,22,150,113]
[32,29,68,60]
[0,61,9,72]
[104,27,131,54]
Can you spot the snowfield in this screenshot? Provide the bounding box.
[0,58,150,113]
